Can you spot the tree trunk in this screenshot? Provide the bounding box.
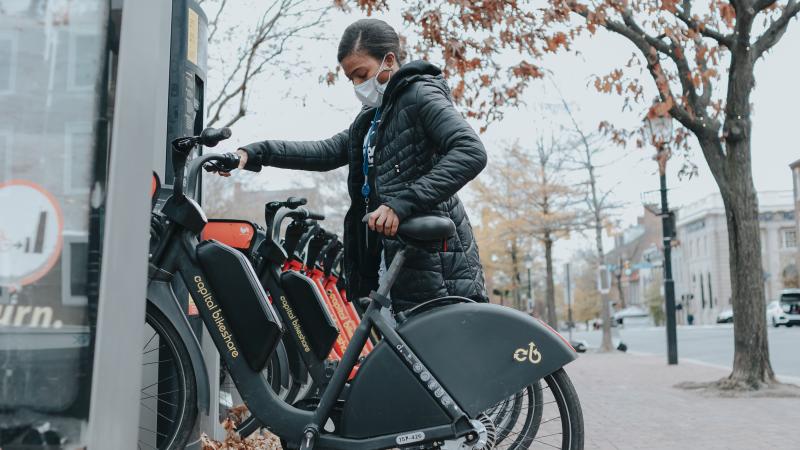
[599,289,613,352]
[696,25,775,386]
[593,199,613,352]
[616,257,626,309]
[717,140,776,387]
[544,233,557,326]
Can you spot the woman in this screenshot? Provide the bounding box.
[233,18,488,310]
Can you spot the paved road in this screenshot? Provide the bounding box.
[567,324,800,379]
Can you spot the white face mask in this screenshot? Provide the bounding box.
[354,55,391,107]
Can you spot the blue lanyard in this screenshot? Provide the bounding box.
[361,107,382,200]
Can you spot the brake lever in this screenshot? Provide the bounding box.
[202,161,228,174]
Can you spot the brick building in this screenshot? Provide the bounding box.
[606,206,664,311]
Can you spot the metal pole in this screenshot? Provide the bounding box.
[660,164,678,365]
[86,0,172,447]
[527,267,532,311]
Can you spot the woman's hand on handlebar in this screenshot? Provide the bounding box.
[236,149,248,169]
[368,205,399,237]
[211,149,248,177]
[203,152,243,177]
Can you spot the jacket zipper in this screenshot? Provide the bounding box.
[372,102,394,204]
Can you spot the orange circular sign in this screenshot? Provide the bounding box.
[0,180,64,287]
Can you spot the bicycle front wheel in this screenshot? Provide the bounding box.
[139,304,198,450]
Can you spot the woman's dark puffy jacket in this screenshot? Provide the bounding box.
[240,60,488,308]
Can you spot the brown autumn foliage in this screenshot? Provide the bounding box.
[565,249,602,324]
[473,140,582,325]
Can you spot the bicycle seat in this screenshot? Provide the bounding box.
[398,215,456,242]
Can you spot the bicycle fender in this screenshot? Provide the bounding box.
[147,280,211,414]
[340,303,576,437]
[400,303,576,416]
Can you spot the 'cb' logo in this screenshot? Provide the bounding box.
[513,342,542,364]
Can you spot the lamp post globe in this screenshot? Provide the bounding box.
[643,111,674,148]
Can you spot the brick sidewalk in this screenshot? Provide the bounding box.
[566,352,800,449]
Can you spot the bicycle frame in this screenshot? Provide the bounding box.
[155,222,474,448]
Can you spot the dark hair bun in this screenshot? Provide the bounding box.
[338,19,401,63]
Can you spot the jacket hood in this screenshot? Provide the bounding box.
[382,60,445,106]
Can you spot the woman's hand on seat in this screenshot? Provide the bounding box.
[368,205,399,237]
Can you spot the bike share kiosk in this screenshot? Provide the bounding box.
[144,0,225,445]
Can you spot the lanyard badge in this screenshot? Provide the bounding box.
[362,107,382,248]
[361,107,382,200]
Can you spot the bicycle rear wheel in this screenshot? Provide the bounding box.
[139,304,197,450]
[493,368,583,449]
[441,368,583,450]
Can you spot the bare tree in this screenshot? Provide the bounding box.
[473,149,534,311]
[524,139,583,326]
[300,168,350,237]
[568,249,602,325]
[550,77,621,350]
[201,0,334,128]
[474,141,582,326]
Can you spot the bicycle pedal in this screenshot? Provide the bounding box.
[299,429,316,450]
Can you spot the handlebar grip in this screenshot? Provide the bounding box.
[266,201,283,212]
[307,211,325,221]
[202,153,240,173]
[199,127,232,147]
[286,197,307,209]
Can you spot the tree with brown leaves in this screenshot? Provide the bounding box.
[475,140,582,326]
[355,0,799,390]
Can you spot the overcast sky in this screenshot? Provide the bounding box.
[210,1,800,263]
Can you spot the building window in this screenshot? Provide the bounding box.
[0,130,11,180]
[782,229,797,249]
[61,234,89,306]
[699,273,706,309]
[64,123,93,194]
[707,272,713,309]
[0,33,16,93]
[794,168,800,201]
[67,31,100,91]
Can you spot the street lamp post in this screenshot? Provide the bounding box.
[643,105,678,365]
[565,262,573,341]
[525,255,533,313]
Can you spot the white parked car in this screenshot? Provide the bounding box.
[716,308,734,324]
[767,290,800,327]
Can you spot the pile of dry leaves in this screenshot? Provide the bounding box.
[200,405,282,450]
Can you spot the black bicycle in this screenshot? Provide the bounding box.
[139,128,584,449]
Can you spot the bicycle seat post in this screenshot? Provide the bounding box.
[375,245,406,299]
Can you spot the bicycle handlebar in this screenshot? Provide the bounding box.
[170,127,233,200]
[286,197,307,209]
[307,210,325,221]
[270,207,325,242]
[199,127,232,147]
[185,153,237,199]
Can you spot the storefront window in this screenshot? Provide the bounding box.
[0,1,110,446]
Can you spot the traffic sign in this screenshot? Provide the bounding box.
[0,180,64,287]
